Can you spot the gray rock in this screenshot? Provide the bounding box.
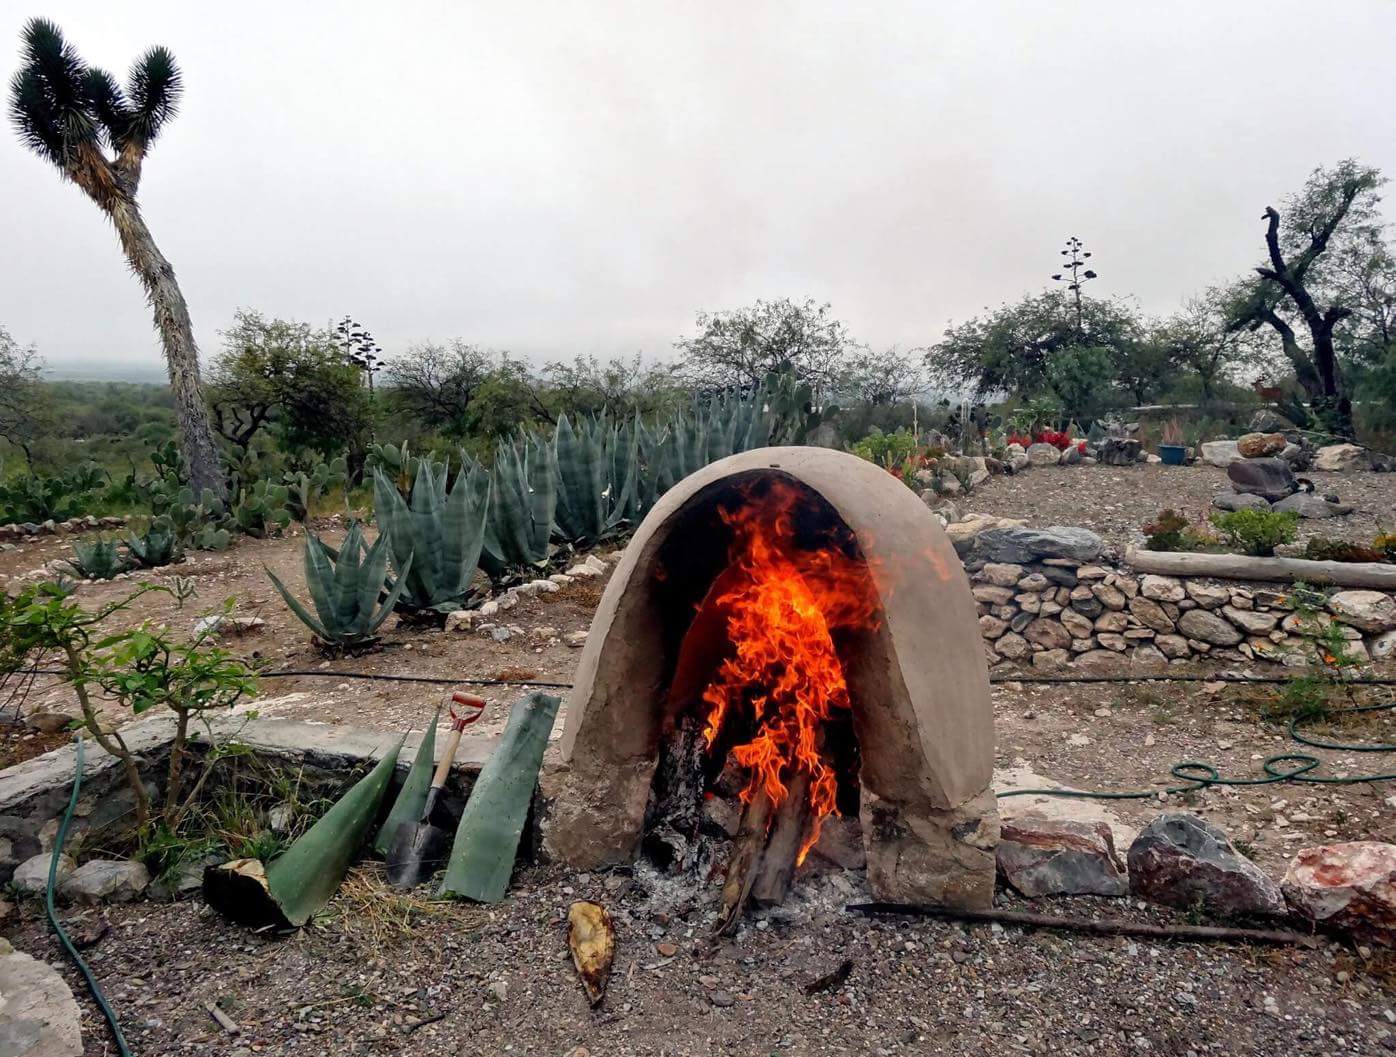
[0,943,83,1057]
[1212,490,1272,512]
[997,817,1128,897]
[1227,457,1296,501]
[1327,590,1396,633]
[1177,608,1243,646]
[12,854,72,897]
[1200,440,1242,467]
[1271,492,1353,518]
[1313,443,1369,472]
[1023,618,1072,651]
[1098,438,1142,466]
[1127,813,1284,917]
[59,859,149,904]
[1025,442,1063,467]
[22,710,75,734]
[973,525,1105,565]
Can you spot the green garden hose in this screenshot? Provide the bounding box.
[46,736,133,1057]
[1000,698,1396,801]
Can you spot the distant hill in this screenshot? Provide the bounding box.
[42,360,169,384]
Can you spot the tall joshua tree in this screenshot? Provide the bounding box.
[9,19,225,497]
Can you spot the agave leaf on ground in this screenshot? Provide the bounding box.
[568,900,616,1006]
[203,736,406,929]
[438,691,560,903]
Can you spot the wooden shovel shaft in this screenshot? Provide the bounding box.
[431,726,464,790]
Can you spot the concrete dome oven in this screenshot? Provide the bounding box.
[540,446,999,908]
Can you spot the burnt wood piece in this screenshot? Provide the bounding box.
[847,903,1321,947]
[750,771,813,908]
[644,717,710,873]
[714,789,774,935]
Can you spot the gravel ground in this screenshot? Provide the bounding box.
[4,464,1396,1055]
[968,463,1396,547]
[10,864,1396,1057]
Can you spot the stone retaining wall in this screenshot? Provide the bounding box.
[0,514,126,547]
[0,716,496,884]
[962,528,1396,670]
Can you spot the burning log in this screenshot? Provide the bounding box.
[750,770,812,908]
[713,789,773,935]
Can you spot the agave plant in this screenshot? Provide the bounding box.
[552,415,635,546]
[481,435,555,574]
[65,536,127,580]
[125,520,182,568]
[267,523,410,652]
[372,461,489,617]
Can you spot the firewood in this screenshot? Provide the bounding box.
[713,789,773,935]
[847,903,1321,947]
[750,770,812,908]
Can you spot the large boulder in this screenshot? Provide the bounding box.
[0,941,83,1057]
[1327,590,1396,633]
[1025,443,1063,467]
[1127,814,1285,917]
[997,817,1128,897]
[1177,608,1243,646]
[972,525,1106,565]
[1313,443,1369,472]
[945,514,1028,557]
[1226,457,1296,502]
[1281,842,1396,944]
[1212,490,1271,512]
[1200,440,1242,467]
[1237,432,1287,459]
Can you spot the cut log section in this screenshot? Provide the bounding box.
[1124,546,1396,589]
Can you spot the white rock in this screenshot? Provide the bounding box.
[59,859,150,904]
[1312,443,1369,472]
[1327,590,1396,633]
[12,853,73,896]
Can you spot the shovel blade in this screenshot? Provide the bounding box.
[385,818,452,889]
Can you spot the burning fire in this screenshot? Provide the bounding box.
[700,483,879,863]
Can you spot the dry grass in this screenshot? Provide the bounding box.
[548,578,604,608]
[317,865,485,947]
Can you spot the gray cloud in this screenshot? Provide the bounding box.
[3,1,1393,375]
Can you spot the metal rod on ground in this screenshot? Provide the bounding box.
[847,902,1321,947]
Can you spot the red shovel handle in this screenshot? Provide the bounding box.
[449,691,487,730]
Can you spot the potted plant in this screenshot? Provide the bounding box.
[1158,418,1187,465]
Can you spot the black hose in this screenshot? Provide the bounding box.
[46,737,133,1056]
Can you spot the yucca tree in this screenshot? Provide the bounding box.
[9,19,225,498]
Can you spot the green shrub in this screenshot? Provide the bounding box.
[1208,509,1298,557]
[1302,536,1388,564]
[65,536,127,579]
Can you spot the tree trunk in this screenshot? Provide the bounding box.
[108,196,226,499]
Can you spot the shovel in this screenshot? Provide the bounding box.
[386,692,487,888]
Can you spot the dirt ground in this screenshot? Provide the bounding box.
[4,463,1396,1054]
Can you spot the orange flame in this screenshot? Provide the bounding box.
[700,483,878,863]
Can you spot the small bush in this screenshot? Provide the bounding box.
[1302,536,1388,564]
[1208,509,1298,557]
[1141,509,1219,552]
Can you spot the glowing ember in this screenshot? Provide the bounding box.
[700,483,878,863]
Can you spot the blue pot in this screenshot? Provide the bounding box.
[1158,444,1187,466]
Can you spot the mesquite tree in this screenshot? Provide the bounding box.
[9,19,225,497]
[1231,161,1382,440]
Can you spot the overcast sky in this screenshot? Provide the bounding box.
[3,1,1394,377]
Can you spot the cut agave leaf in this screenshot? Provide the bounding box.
[438,692,560,903]
[372,709,440,857]
[204,735,405,928]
